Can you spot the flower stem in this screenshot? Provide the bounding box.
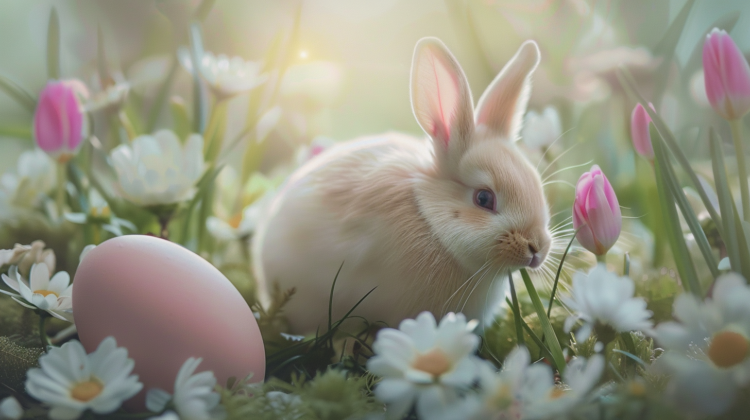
[730,119,750,222]
[56,161,67,218]
[38,313,50,352]
[118,111,137,141]
[596,253,607,264]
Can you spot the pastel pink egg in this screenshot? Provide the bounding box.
[73,235,265,410]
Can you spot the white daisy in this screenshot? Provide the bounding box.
[178,48,267,99]
[654,273,750,415]
[0,396,22,420]
[25,337,142,420]
[146,357,226,420]
[1,263,73,321]
[149,411,180,420]
[110,130,204,207]
[367,312,481,420]
[562,263,653,343]
[454,346,530,420]
[519,354,604,420]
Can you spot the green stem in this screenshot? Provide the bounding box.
[38,313,50,351]
[56,161,67,218]
[596,253,607,264]
[118,111,137,141]
[730,119,750,222]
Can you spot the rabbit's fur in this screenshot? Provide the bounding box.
[252,38,551,333]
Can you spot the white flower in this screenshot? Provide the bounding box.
[64,189,136,236]
[522,106,562,149]
[0,240,56,277]
[562,264,653,342]
[367,312,481,420]
[149,411,180,420]
[110,130,204,207]
[0,396,22,420]
[146,357,225,420]
[654,273,750,416]
[207,169,275,241]
[455,346,530,420]
[179,48,267,98]
[1,263,73,321]
[25,337,142,420]
[0,148,56,212]
[519,355,604,420]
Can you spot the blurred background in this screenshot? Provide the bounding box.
[0,0,749,286]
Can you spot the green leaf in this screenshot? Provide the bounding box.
[0,74,36,113]
[47,7,60,80]
[617,68,725,242]
[519,316,555,364]
[171,96,191,140]
[194,0,217,21]
[519,269,566,373]
[147,56,180,132]
[652,134,701,296]
[650,125,719,281]
[507,274,525,347]
[710,128,742,276]
[189,23,207,133]
[546,229,578,318]
[651,0,695,106]
[731,205,750,281]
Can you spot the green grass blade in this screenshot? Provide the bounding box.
[0,74,36,113]
[507,274,525,347]
[189,23,207,133]
[651,0,695,106]
[617,68,725,241]
[47,7,60,80]
[710,128,742,275]
[652,136,701,295]
[651,126,719,280]
[546,229,579,318]
[519,268,566,373]
[519,316,554,365]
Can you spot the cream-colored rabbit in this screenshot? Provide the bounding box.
[252,37,551,333]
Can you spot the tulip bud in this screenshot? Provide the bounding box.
[630,103,654,159]
[702,28,750,120]
[573,165,622,255]
[33,81,86,162]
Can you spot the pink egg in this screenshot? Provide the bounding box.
[73,235,265,410]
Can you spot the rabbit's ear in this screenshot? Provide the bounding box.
[475,40,540,141]
[411,38,474,155]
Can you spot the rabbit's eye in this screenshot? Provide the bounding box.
[473,189,496,211]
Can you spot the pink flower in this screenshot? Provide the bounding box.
[33,81,86,162]
[630,103,654,159]
[702,28,750,120]
[572,165,621,255]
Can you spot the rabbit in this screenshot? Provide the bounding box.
[252,37,552,334]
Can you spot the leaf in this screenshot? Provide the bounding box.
[189,23,208,133]
[651,125,719,281]
[710,128,743,276]
[507,274,525,347]
[47,7,60,80]
[651,0,695,106]
[519,269,566,373]
[0,74,36,113]
[617,68,725,242]
[170,96,191,140]
[652,133,701,296]
[147,56,180,132]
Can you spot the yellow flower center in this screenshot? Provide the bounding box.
[229,212,243,229]
[412,349,452,377]
[90,206,111,219]
[71,379,104,402]
[708,330,749,368]
[489,384,513,409]
[627,381,646,397]
[33,290,58,298]
[549,387,565,400]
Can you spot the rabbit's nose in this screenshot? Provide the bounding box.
[528,244,542,268]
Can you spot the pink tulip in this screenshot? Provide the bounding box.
[630,103,655,159]
[33,81,85,162]
[572,165,622,255]
[702,28,750,120]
